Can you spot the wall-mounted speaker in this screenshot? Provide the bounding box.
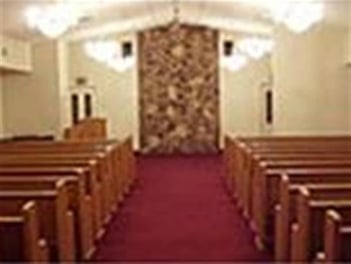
[122,41,132,58]
[223,40,233,56]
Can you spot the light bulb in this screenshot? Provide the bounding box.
[221,50,248,72]
[237,37,274,60]
[84,40,135,72]
[269,0,325,34]
[25,3,80,38]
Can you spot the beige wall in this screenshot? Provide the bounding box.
[67,34,139,146]
[3,41,61,137]
[348,1,351,132]
[220,32,273,143]
[348,68,351,132]
[0,73,3,136]
[69,30,273,151]
[221,1,350,139]
[1,2,349,141]
[349,1,351,63]
[272,3,350,135]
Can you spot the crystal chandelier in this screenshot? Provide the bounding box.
[235,0,325,34]
[237,37,274,60]
[221,49,249,72]
[84,40,135,72]
[268,0,325,33]
[25,4,80,38]
[221,37,274,72]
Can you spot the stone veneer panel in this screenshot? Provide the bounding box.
[138,24,219,154]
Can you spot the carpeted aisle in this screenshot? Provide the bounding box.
[93,154,271,262]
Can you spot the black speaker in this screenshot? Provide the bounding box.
[223,40,233,56]
[122,41,132,58]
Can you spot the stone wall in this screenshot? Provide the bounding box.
[138,23,219,154]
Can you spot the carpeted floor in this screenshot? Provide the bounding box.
[93,154,271,262]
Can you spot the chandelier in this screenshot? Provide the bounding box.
[221,37,274,72]
[237,37,274,60]
[268,0,325,33]
[221,49,248,72]
[25,4,80,38]
[84,40,135,72]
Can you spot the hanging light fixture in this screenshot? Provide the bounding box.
[234,0,325,34]
[221,36,274,72]
[236,37,274,60]
[25,3,80,38]
[221,48,248,72]
[84,40,135,72]
[268,0,325,33]
[283,1,324,33]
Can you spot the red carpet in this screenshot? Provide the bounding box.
[93,154,271,262]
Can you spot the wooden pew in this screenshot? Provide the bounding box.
[0,137,136,259]
[0,166,99,248]
[0,136,136,195]
[0,175,94,260]
[0,200,49,262]
[242,154,351,217]
[118,137,136,196]
[322,209,351,262]
[224,136,351,211]
[238,148,351,211]
[290,186,351,262]
[0,146,115,210]
[0,138,133,206]
[229,136,351,177]
[0,160,104,237]
[236,135,351,142]
[0,179,74,261]
[0,141,135,244]
[275,173,351,261]
[251,162,351,248]
[223,135,351,256]
[0,154,112,224]
[223,135,242,193]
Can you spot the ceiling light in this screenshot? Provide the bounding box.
[237,37,274,60]
[235,0,325,34]
[221,49,248,72]
[25,4,80,38]
[269,0,325,33]
[84,40,135,72]
[283,2,324,33]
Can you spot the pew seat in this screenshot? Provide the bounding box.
[0,179,75,261]
[291,186,351,262]
[251,164,351,247]
[275,174,351,261]
[0,163,104,239]
[323,209,351,262]
[0,201,49,262]
[0,176,94,260]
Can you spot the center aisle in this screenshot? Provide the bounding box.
[94,155,271,262]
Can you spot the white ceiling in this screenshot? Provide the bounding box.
[0,0,349,41]
[0,0,273,41]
